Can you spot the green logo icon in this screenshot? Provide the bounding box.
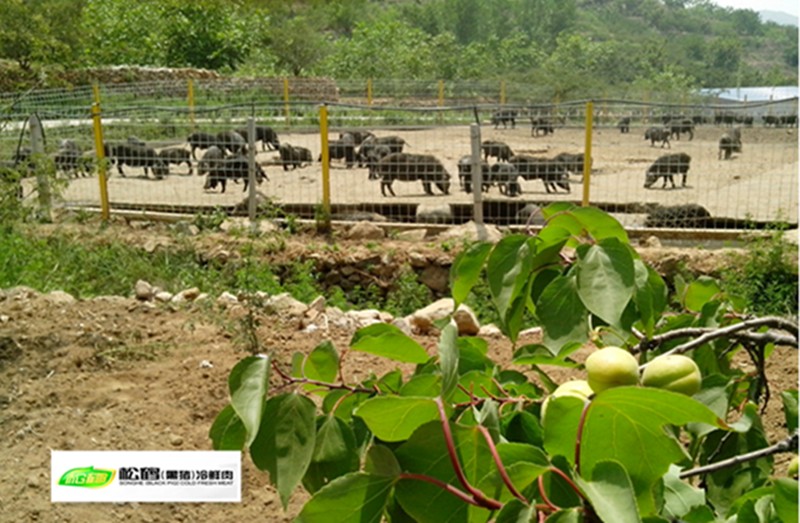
[58,466,116,488]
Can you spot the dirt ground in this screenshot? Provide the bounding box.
[0,224,797,523]
[53,123,799,225]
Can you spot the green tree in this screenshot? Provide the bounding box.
[0,0,83,70]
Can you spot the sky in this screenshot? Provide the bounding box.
[710,0,799,18]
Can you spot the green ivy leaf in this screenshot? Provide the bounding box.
[296,472,394,523]
[439,320,459,401]
[350,323,430,363]
[451,241,492,308]
[536,274,589,355]
[575,460,641,523]
[250,393,317,509]
[576,237,635,327]
[208,403,246,450]
[581,387,726,515]
[303,340,339,385]
[228,355,270,447]
[355,396,440,442]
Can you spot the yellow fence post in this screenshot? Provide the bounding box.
[283,78,291,126]
[367,78,373,106]
[582,101,593,207]
[319,104,331,233]
[91,102,110,221]
[437,80,444,124]
[187,79,195,130]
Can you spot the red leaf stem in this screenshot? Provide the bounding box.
[435,397,503,511]
[477,425,529,505]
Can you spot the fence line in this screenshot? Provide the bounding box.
[1,85,797,231]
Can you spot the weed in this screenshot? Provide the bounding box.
[383,269,432,317]
[192,207,228,231]
[720,228,798,316]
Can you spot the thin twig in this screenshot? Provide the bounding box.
[679,432,798,479]
[633,316,798,357]
[639,318,798,370]
[398,473,484,507]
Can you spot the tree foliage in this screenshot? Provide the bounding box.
[0,0,796,92]
[212,204,798,522]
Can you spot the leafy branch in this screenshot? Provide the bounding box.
[679,432,798,479]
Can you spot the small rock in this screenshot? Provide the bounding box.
[217,292,239,306]
[419,265,450,294]
[396,229,428,242]
[134,280,154,301]
[171,287,200,304]
[391,317,413,335]
[639,235,662,248]
[478,324,503,337]
[266,293,307,316]
[438,221,503,243]
[306,295,326,315]
[0,314,9,323]
[416,203,452,224]
[169,434,183,447]
[453,305,480,336]
[408,298,455,334]
[199,360,213,369]
[345,221,385,240]
[154,291,174,303]
[27,476,40,489]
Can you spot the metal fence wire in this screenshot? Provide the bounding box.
[1,82,797,231]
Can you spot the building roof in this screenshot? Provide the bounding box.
[699,86,798,102]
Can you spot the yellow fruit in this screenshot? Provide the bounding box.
[585,347,639,394]
[542,380,593,419]
[641,355,702,396]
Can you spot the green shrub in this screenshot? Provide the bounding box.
[721,229,798,316]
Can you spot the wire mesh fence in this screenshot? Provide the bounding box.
[1,80,797,231]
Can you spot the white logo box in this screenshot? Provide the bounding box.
[52,450,241,502]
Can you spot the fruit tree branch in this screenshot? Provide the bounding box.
[679,432,798,479]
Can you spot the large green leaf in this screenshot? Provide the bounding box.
[228,355,270,447]
[569,206,629,243]
[633,260,668,337]
[350,323,431,363]
[355,396,440,442]
[303,340,339,384]
[683,276,722,313]
[439,320,459,401]
[575,460,641,523]
[296,472,395,523]
[249,393,317,508]
[486,235,535,341]
[451,241,492,308]
[494,499,536,523]
[208,403,246,451]
[661,464,705,519]
[394,421,496,523]
[773,478,798,523]
[576,238,635,327]
[543,395,586,465]
[580,387,726,516]
[536,274,589,355]
[304,415,360,494]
